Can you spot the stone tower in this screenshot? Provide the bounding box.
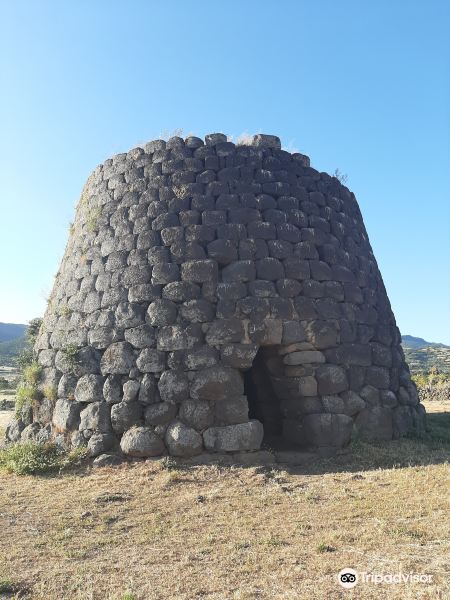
[7,133,425,458]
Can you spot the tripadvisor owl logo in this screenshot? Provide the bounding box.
[338,568,358,588]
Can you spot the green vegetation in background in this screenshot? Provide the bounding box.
[412,368,450,388]
[0,336,26,366]
[14,318,43,417]
[16,318,42,370]
[404,347,450,373]
[0,377,11,389]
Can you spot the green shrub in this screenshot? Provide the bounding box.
[86,206,101,232]
[0,443,87,475]
[412,369,450,388]
[57,305,72,317]
[43,385,58,401]
[62,344,79,367]
[23,362,42,386]
[15,384,39,417]
[333,168,348,185]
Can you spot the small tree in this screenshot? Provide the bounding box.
[15,317,43,420]
[333,169,348,185]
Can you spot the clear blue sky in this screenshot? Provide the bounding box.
[0,1,449,342]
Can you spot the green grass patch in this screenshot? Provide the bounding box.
[42,385,58,401]
[61,344,79,373]
[316,542,336,553]
[0,579,15,593]
[425,412,450,445]
[23,362,42,386]
[0,442,87,475]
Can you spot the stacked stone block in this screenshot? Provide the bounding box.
[6,132,426,458]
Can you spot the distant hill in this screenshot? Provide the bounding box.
[0,336,26,366]
[402,335,450,350]
[0,322,27,366]
[0,322,27,343]
[402,335,450,373]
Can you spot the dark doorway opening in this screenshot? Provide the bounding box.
[244,348,283,440]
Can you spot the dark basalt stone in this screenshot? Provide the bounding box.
[10,132,423,459]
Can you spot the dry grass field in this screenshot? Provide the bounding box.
[0,400,448,600]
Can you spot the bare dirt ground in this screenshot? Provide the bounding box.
[0,400,448,600]
[0,411,13,436]
[0,366,18,435]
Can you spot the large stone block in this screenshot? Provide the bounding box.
[5,418,25,442]
[179,399,213,430]
[365,366,390,389]
[180,299,215,323]
[221,260,256,283]
[203,421,263,452]
[100,342,135,375]
[392,405,414,437]
[165,421,203,456]
[303,413,353,447]
[316,365,349,395]
[87,432,115,457]
[147,299,177,326]
[283,350,325,365]
[191,366,244,400]
[181,259,218,282]
[354,406,393,440]
[248,319,283,346]
[158,370,189,403]
[215,396,249,425]
[282,320,307,344]
[325,343,372,367]
[138,374,159,404]
[252,134,281,149]
[220,344,259,369]
[111,401,143,434]
[124,325,156,348]
[79,402,111,434]
[157,326,190,351]
[52,399,81,432]
[207,239,238,265]
[120,426,165,457]
[305,320,338,349]
[137,348,166,372]
[205,318,244,345]
[145,402,178,426]
[74,374,104,403]
[183,346,219,370]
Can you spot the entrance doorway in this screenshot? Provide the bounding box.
[243,348,283,440]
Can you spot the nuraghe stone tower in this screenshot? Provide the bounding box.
[7,133,426,459]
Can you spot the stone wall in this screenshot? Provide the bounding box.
[6,133,426,458]
[418,383,450,404]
